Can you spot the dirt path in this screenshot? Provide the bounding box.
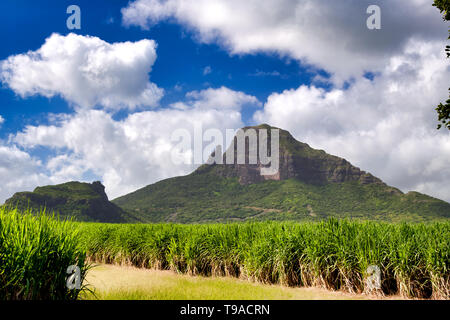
[82,264,403,300]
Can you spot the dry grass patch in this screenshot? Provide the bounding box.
[81,264,404,300]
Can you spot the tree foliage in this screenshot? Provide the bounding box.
[433,0,450,129]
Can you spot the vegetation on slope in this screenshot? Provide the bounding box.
[78,220,450,299]
[4,181,135,223]
[113,124,450,223]
[4,125,449,224]
[0,207,88,300]
[113,172,450,223]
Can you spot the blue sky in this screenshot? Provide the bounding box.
[0,0,320,138]
[0,0,449,203]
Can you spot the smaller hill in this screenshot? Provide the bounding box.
[4,181,135,223]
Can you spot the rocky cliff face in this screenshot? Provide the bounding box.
[198,124,385,187]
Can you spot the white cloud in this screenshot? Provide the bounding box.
[0,145,50,204]
[121,0,446,81]
[0,142,89,204]
[177,86,262,110]
[254,39,450,202]
[11,87,259,200]
[1,33,163,111]
[0,115,4,127]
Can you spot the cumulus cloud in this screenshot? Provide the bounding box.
[0,141,91,204]
[172,86,261,110]
[0,145,49,204]
[121,0,446,81]
[11,87,259,200]
[254,39,450,202]
[0,115,4,127]
[1,33,163,111]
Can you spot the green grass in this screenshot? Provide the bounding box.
[77,219,450,299]
[0,207,88,300]
[2,205,447,300]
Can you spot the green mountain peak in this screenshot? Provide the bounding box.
[197,124,386,187]
[113,124,450,223]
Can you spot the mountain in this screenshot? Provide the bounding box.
[4,181,135,223]
[113,124,450,223]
